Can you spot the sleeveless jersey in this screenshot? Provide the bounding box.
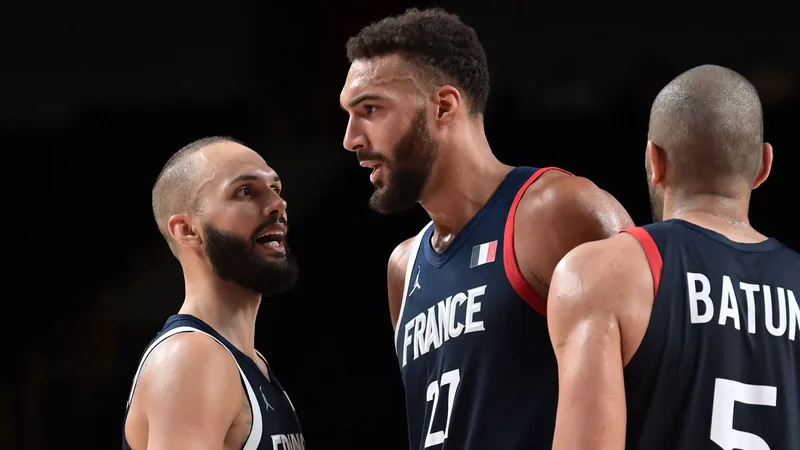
[623,219,800,450]
[123,314,305,450]
[395,166,569,450]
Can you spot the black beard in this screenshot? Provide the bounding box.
[369,110,437,214]
[203,222,299,296]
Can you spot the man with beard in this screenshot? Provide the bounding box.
[123,137,305,450]
[547,64,800,450]
[339,8,633,450]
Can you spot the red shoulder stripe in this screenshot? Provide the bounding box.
[621,227,663,295]
[503,167,573,316]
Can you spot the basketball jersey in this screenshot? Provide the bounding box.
[623,219,800,450]
[122,314,305,450]
[395,166,568,450]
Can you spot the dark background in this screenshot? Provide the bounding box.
[2,1,798,449]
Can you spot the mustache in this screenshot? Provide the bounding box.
[357,150,387,165]
[252,216,288,241]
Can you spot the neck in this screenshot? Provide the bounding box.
[178,260,261,357]
[663,189,766,242]
[421,125,512,237]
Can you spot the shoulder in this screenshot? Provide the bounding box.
[135,331,243,413]
[127,331,245,447]
[552,233,645,291]
[510,171,633,293]
[517,171,632,238]
[547,233,652,325]
[146,330,238,372]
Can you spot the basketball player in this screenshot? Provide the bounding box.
[548,64,800,450]
[340,8,633,449]
[122,137,305,450]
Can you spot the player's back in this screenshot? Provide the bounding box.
[395,166,564,450]
[624,219,800,450]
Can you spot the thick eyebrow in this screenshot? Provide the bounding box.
[341,93,382,112]
[227,173,280,188]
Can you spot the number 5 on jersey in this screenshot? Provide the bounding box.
[710,378,777,450]
[424,369,461,448]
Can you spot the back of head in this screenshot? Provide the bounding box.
[648,64,764,195]
[346,7,490,116]
[152,136,240,255]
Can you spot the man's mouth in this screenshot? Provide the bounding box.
[254,225,286,254]
[359,160,386,184]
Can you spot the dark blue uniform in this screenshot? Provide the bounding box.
[123,314,305,450]
[623,219,800,450]
[395,166,567,450]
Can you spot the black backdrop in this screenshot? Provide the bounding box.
[3,1,798,448]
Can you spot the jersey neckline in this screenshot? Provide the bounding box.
[668,218,783,253]
[421,167,528,268]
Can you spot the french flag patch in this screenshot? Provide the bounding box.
[470,240,497,268]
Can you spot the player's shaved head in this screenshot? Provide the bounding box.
[648,64,764,195]
[152,136,242,252]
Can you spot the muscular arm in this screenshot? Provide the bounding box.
[547,235,652,450]
[134,333,243,450]
[387,237,415,330]
[515,173,634,297]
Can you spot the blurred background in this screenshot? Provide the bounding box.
[2,1,798,449]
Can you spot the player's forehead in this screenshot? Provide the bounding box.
[197,142,279,188]
[340,55,418,106]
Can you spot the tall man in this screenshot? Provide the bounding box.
[340,8,632,449]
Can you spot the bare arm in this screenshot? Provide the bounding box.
[387,237,415,330]
[137,333,243,450]
[516,173,634,296]
[547,236,645,450]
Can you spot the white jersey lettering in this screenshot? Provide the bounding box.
[687,272,799,340]
[402,285,488,367]
[271,433,306,450]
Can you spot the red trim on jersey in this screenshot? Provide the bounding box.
[621,227,663,295]
[503,167,574,316]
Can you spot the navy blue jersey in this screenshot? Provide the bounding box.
[623,219,800,450]
[123,314,305,450]
[395,166,568,450]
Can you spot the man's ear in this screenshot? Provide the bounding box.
[752,142,773,189]
[168,213,202,249]
[646,141,667,185]
[432,85,462,123]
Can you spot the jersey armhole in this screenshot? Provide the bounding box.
[503,167,573,316]
[621,227,663,295]
[125,326,264,450]
[393,221,434,352]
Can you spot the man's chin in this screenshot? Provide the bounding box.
[245,262,299,295]
[257,254,293,271]
[369,190,417,215]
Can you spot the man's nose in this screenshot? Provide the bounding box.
[343,118,367,152]
[263,193,287,218]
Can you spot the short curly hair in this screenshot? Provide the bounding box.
[346,8,490,116]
